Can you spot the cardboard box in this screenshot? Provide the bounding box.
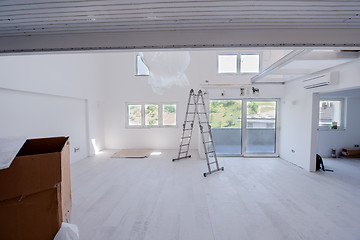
[341,149,360,158]
[0,136,72,240]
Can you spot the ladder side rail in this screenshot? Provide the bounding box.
[198,90,214,156]
[181,91,197,158]
[174,89,196,161]
[198,90,220,169]
[207,126,220,169]
[195,93,212,173]
[186,92,197,153]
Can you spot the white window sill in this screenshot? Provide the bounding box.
[317,127,345,131]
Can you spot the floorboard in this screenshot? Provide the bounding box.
[70,150,360,240]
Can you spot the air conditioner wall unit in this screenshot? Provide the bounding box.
[303,71,339,89]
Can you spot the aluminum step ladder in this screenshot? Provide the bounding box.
[173,89,224,177]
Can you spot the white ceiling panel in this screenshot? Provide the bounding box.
[0,1,359,52]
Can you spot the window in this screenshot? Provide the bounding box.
[145,104,159,126]
[240,54,260,73]
[217,53,260,74]
[217,55,238,74]
[210,100,242,128]
[162,104,177,126]
[127,103,176,127]
[136,55,149,76]
[128,105,142,126]
[319,99,344,129]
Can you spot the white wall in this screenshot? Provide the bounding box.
[1,50,358,169]
[0,53,106,163]
[103,50,284,154]
[317,95,360,157]
[280,61,360,171]
[0,88,88,162]
[103,51,201,151]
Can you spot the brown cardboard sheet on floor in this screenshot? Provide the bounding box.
[0,136,72,240]
[111,149,153,158]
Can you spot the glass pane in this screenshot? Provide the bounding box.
[319,100,341,127]
[218,55,238,73]
[136,55,149,75]
[246,101,276,154]
[240,54,260,73]
[145,104,159,126]
[163,104,176,125]
[210,100,242,155]
[128,105,142,126]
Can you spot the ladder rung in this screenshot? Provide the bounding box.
[205,151,214,154]
[209,161,217,164]
[198,112,207,114]
[184,128,192,131]
[185,120,193,122]
[182,136,191,139]
[200,122,208,124]
[181,144,190,147]
[180,151,188,154]
[187,112,196,114]
[204,141,213,144]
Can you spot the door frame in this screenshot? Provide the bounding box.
[242,99,280,157]
[208,98,280,157]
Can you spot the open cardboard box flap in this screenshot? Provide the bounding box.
[0,136,70,201]
[0,137,27,170]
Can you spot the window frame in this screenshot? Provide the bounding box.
[240,54,261,74]
[318,98,346,131]
[145,103,160,126]
[127,104,143,127]
[162,103,177,126]
[208,98,279,157]
[217,52,261,75]
[135,54,150,76]
[217,54,239,75]
[126,102,177,128]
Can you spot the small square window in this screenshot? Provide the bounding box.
[319,100,343,128]
[163,104,177,125]
[240,54,260,73]
[218,55,238,74]
[128,105,142,126]
[136,55,149,76]
[145,104,159,126]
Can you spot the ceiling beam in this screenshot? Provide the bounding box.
[298,50,360,60]
[251,49,311,83]
[1,29,360,54]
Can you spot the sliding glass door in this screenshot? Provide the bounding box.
[245,101,277,154]
[209,100,242,155]
[209,99,278,156]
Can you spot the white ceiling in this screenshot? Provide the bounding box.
[1,0,359,37]
[0,0,360,53]
[251,49,360,83]
[0,0,359,80]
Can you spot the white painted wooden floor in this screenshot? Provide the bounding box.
[70,150,360,240]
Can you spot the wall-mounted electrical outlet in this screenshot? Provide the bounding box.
[355,144,359,148]
[74,147,80,152]
[291,149,295,153]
